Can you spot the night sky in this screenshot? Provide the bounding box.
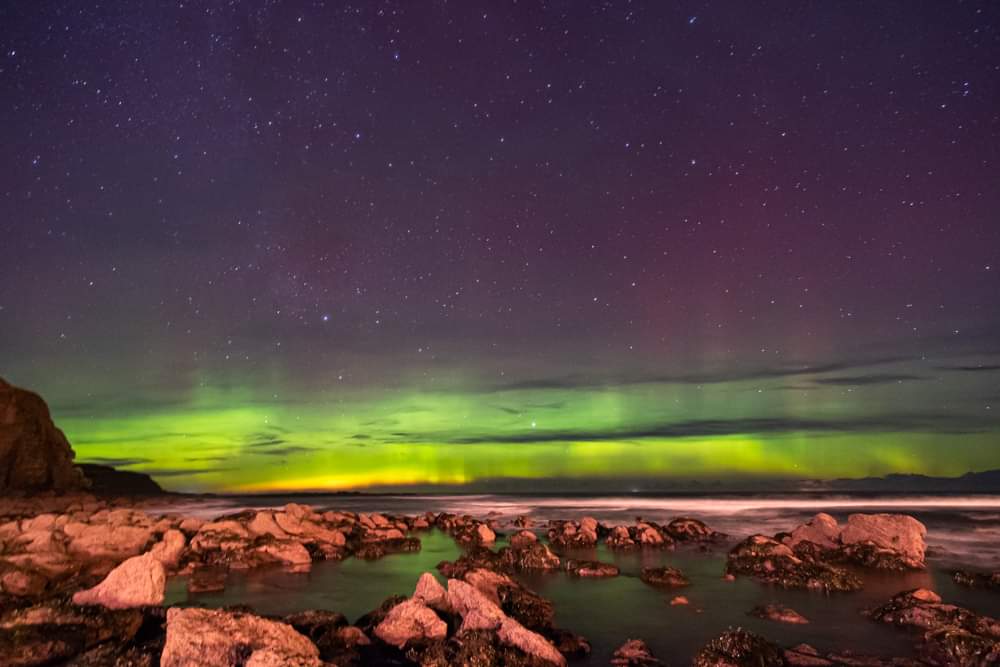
[2,2,998,492]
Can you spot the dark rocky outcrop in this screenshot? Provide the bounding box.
[866,588,1000,666]
[0,378,87,493]
[76,464,164,496]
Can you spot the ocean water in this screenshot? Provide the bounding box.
[161,494,1000,663]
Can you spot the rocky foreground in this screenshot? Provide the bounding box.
[0,495,998,666]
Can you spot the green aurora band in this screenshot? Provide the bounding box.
[53,363,1000,492]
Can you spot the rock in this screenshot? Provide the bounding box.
[640,566,689,587]
[665,517,722,542]
[867,588,1000,666]
[547,518,599,548]
[373,598,447,648]
[952,569,1000,590]
[0,377,88,493]
[726,534,862,592]
[1,566,47,596]
[188,566,227,593]
[178,517,204,533]
[750,603,810,624]
[476,523,497,544]
[447,578,507,631]
[564,558,619,577]
[838,513,926,569]
[611,638,662,665]
[72,552,166,609]
[255,539,312,567]
[75,463,164,496]
[509,529,538,548]
[782,513,840,550]
[497,617,567,666]
[693,628,786,667]
[670,595,690,606]
[148,529,185,569]
[68,523,154,560]
[247,512,290,540]
[606,525,636,549]
[284,610,368,664]
[160,607,321,667]
[413,571,450,611]
[507,541,561,570]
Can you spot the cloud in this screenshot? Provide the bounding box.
[139,467,234,477]
[938,364,1000,372]
[253,445,315,457]
[487,355,918,392]
[77,456,153,467]
[813,374,926,386]
[390,413,998,446]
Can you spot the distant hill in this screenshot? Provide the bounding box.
[816,469,1000,493]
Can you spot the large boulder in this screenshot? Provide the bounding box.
[72,552,166,609]
[839,513,926,569]
[160,607,321,667]
[782,512,840,549]
[0,378,87,493]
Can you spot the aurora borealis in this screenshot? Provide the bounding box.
[1,2,998,492]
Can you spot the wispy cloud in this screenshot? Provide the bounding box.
[487,355,917,392]
[814,374,926,386]
[386,413,998,446]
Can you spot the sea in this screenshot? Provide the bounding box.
[158,493,1000,664]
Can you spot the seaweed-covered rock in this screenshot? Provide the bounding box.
[611,638,662,665]
[547,517,600,548]
[726,535,861,592]
[952,570,1000,590]
[564,558,619,577]
[693,628,787,667]
[0,599,158,666]
[867,588,1000,666]
[665,517,723,542]
[640,566,689,588]
[284,609,369,664]
[750,604,809,625]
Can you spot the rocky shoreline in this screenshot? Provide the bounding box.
[1,494,998,666]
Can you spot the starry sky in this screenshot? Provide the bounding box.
[1,1,999,493]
